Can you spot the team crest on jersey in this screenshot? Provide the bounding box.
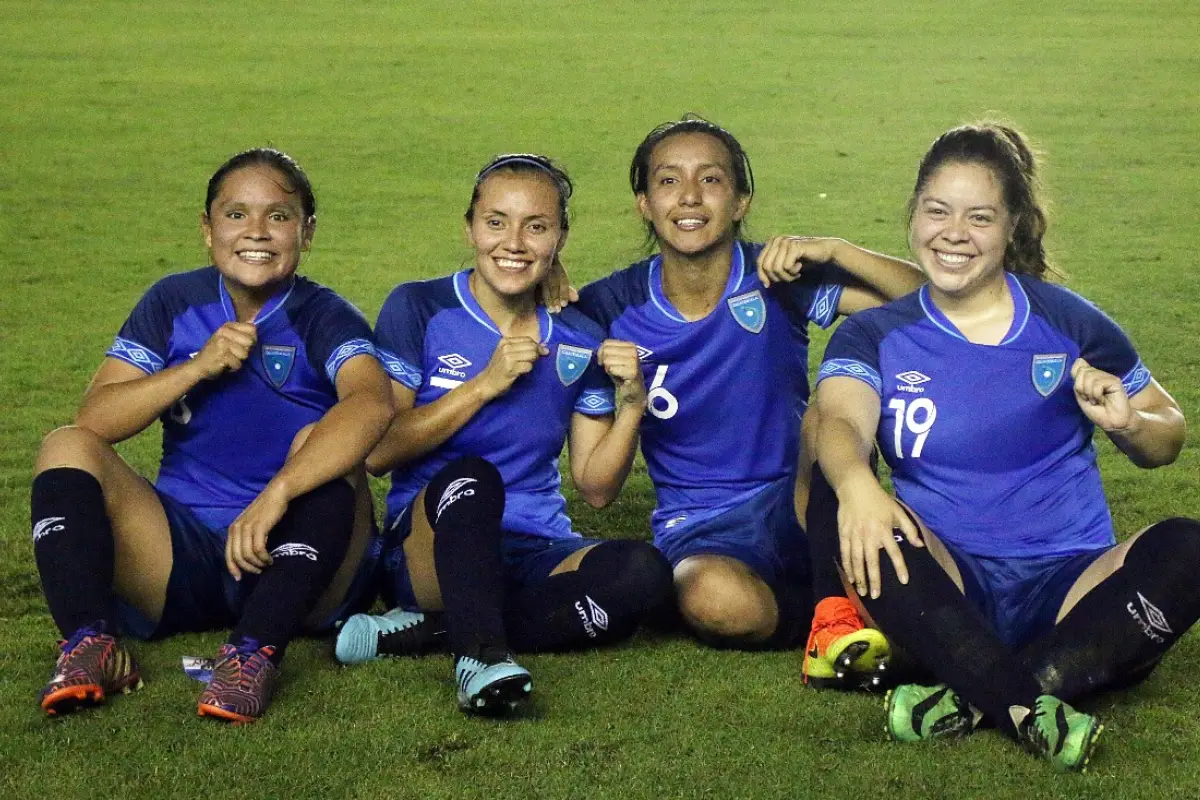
[1031,353,1068,397]
[262,345,296,388]
[727,290,766,334]
[556,344,593,386]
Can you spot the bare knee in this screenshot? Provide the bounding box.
[675,557,777,641]
[35,425,112,475]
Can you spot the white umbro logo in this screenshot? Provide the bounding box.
[270,543,319,561]
[896,371,930,394]
[635,346,654,362]
[33,517,66,542]
[575,595,610,638]
[438,353,472,370]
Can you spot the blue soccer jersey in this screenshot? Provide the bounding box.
[107,267,377,530]
[818,272,1151,558]
[375,270,616,539]
[577,240,846,536]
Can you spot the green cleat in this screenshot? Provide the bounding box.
[1012,695,1103,772]
[885,683,981,743]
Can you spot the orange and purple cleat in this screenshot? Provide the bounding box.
[804,596,891,690]
[196,640,280,724]
[40,626,142,716]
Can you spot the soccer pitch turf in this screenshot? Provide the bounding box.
[1,1,1198,797]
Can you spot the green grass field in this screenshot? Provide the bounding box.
[2,2,1198,797]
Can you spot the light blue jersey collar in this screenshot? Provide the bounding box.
[918,272,1031,345]
[452,269,553,344]
[647,241,747,324]
[218,272,296,325]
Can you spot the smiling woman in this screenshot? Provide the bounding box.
[576,116,924,682]
[809,122,1196,771]
[334,153,674,717]
[30,148,394,724]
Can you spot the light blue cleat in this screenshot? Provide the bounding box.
[455,652,532,715]
[334,608,442,665]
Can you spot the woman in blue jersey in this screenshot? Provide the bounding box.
[812,122,1196,770]
[576,117,924,676]
[30,148,394,723]
[334,154,673,715]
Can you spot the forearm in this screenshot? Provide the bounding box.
[830,239,924,301]
[271,392,393,501]
[75,361,205,443]
[366,379,491,475]
[574,404,644,508]
[817,414,882,501]
[1108,406,1186,468]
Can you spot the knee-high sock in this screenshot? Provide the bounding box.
[1021,517,1200,700]
[232,479,354,662]
[425,456,508,660]
[806,464,849,604]
[859,536,1043,738]
[32,468,116,637]
[504,540,674,652]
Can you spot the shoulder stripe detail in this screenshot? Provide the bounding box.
[325,338,377,384]
[808,284,844,329]
[576,389,616,415]
[818,358,882,394]
[1121,359,1151,397]
[107,337,165,374]
[377,347,423,390]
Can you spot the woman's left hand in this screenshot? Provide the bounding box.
[226,482,290,580]
[1071,358,1134,432]
[598,339,647,410]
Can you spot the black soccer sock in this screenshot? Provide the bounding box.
[859,536,1043,738]
[806,463,850,603]
[1020,517,1200,700]
[32,468,117,638]
[425,456,509,660]
[232,479,355,663]
[503,540,674,652]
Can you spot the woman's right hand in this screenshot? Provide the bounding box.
[192,322,257,379]
[836,476,923,599]
[474,336,548,401]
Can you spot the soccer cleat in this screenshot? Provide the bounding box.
[334,608,446,665]
[804,596,891,690]
[454,650,532,715]
[196,640,280,724]
[1012,695,1104,772]
[885,683,981,743]
[40,626,142,716]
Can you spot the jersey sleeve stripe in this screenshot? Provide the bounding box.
[575,389,616,415]
[377,347,423,390]
[807,284,844,329]
[817,358,882,394]
[107,336,165,375]
[324,338,378,384]
[1121,359,1152,397]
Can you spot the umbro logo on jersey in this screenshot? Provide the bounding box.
[635,346,654,362]
[270,543,319,561]
[664,514,688,529]
[33,516,66,542]
[575,595,610,638]
[895,371,930,394]
[437,353,471,375]
[1128,592,1171,643]
[436,478,477,522]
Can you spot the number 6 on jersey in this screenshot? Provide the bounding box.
[647,364,679,420]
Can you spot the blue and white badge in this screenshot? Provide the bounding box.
[556,344,593,386]
[1032,353,1068,397]
[262,345,297,388]
[727,290,766,334]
